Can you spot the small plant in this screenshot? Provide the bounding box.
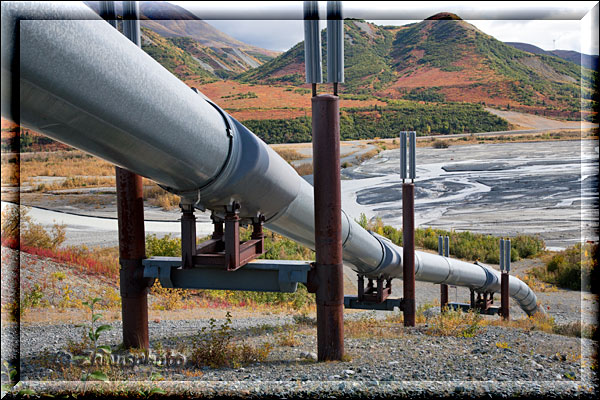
[51,271,66,281]
[72,297,112,381]
[277,330,300,347]
[495,341,511,349]
[20,283,44,315]
[426,308,483,338]
[190,312,272,369]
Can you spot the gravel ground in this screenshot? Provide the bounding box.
[2,247,598,399]
[4,316,598,399]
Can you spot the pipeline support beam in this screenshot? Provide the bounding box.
[116,167,149,349]
[312,94,344,361]
[402,183,416,326]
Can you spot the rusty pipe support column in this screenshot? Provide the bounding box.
[180,203,196,269]
[117,1,149,350]
[312,94,344,361]
[402,183,416,327]
[440,284,449,312]
[501,272,510,320]
[117,168,149,350]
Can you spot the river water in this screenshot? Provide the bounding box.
[3,139,598,250]
[340,139,598,250]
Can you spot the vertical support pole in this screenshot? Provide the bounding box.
[225,204,241,271]
[409,131,416,181]
[303,1,322,87]
[312,94,344,361]
[180,203,196,269]
[211,215,224,241]
[402,182,416,326]
[251,215,265,253]
[400,131,407,181]
[116,0,148,350]
[116,168,148,350]
[326,0,344,93]
[439,235,448,312]
[501,238,511,320]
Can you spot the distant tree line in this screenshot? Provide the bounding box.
[243,103,509,144]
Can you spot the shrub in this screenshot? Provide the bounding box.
[531,243,596,291]
[1,206,66,251]
[146,233,181,257]
[190,312,272,369]
[425,309,483,338]
[432,139,449,149]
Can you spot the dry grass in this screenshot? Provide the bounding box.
[344,316,405,339]
[354,149,381,164]
[293,163,313,176]
[484,311,596,339]
[143,184,180,210]
[20,150,115,180]
[273,148,308,163]
[1,153,19,186]
[35,176,116,192]
[425,308,483,337]
[369,140,400,151]
[276,330,301,347]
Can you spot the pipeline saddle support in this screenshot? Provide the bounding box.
[180,202,265,271]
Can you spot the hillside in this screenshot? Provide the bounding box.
[84,1,279,79]
[238,15,596,120]
[505,42,599,71]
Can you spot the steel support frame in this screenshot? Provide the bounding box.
[357,275,392,303]
[180,203,265,271]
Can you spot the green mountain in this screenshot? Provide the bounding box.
[236,14,596,119]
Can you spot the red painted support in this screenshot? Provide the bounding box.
[440,284,449,312]
[402,183,416,327]
[311,94,344,361]
[501,272,510,320]
[116,168,149,350]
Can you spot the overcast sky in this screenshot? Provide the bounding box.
[170,1,599,55]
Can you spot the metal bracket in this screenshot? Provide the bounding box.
[180,202,266,271]
[143,258,311,293]
[357,274,392,303]
[344,295,403,311]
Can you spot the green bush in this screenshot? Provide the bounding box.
[145,233,181,257]
[532,243,596,291]
[355,214,545,264]
[2,206,66,251]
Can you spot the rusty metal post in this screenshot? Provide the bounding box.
[439,235,448,312]
[116,1,148,350]
[402,183,416,326]
[440,284,449,312]
[116,168,149,350]
[180,203,196,269]
[312,94,344,361]
[501,272,510,320]
[225,204,241,271]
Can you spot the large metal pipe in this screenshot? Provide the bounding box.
[2,2,540,316]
